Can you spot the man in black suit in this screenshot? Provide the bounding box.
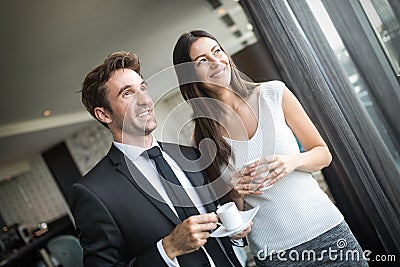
[69,51,250,266]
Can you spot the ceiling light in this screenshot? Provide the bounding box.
[43,110,52,117]
[217,8,225,15]
[230,25,239,31]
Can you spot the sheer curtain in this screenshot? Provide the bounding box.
[240,0,400,259]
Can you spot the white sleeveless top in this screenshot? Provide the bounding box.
[223,81,343,256]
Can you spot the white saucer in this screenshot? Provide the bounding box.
[210,206,259,238]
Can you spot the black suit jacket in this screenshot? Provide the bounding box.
[69,143,243,267]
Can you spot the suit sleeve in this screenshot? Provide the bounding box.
[69,183,168,267]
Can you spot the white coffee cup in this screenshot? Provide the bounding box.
[216,202,243,231]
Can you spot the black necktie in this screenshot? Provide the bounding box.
[146,146,199,220]
[144,146,233,267]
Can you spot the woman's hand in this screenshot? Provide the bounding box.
[250,154,298,187]
[230,164,265,197]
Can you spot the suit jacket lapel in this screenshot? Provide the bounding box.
[108,145,181,225]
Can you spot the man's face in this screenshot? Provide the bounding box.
[100,68,157,140]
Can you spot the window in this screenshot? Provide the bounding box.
[360,0,400,76]
[306,0,400,167]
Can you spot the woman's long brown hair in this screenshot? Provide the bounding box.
[173,30,257,181]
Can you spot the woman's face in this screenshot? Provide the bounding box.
[189,37,231,91]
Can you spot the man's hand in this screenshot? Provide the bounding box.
[162,213,218,259]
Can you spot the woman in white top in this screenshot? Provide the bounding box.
[172,30,368,266]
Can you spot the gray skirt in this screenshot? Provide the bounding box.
[254,220,369,266]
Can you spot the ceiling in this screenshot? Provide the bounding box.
[0,0,256,170]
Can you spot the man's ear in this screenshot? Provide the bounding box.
[94,107,112,125]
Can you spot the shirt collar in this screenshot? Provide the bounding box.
[113,135,160,161]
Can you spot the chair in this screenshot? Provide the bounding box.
[46,235,83,267]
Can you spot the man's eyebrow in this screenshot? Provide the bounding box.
[117,85,131,97]
[117,81,147,96]
[193,45,219,62]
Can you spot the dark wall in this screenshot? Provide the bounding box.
[42,142,81,203]
[0,212,5,228]
[232,41,282,82]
